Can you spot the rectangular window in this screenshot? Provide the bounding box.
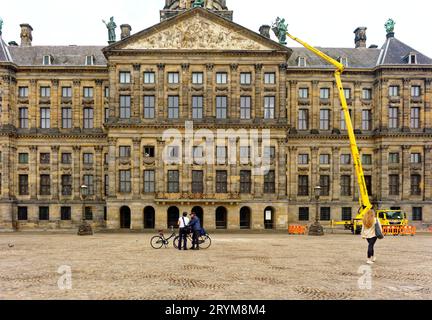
[412,207,423,221]
[216,96,228,119]
[216,72,228,84]
[365,175,372,196]
[389,86,399,97]
[144,95,155,119]
[40,87,51,98]
[43,55,51,65]
[119,71,131,84]
[167,170,180,193]
[62,108,73,129]
[61,153,72,165]
[83,87,94,98]
[362,110,372,131]
[240,170,252,194]
[264,73,276,84]
[389,174,400,196]
[320,175,330,196]
[240,72,252,85]
[144,72,155,84]
[299,207,309,221]
[119,146,131,158]
[119,171,131,193]
[83,108,94,129]
[216,146,227,164]
[342,207,352,221]
[389,153,400,164]
[61,207,71,221]
[120,95,131,119]
[104,153,109,165]
[104,174,109,196]
[240,146,250,164]
[341,175,351,196]
[104,87,110,98]
[320,154,330,165]
[192,170,204,194]
[19,107,29,129]
[168,72,179,84]
[85,55,94,66]
[320,88,330,99]
[83,153,94,165]
[298,175,309,196]
[19,175,29,195]
[411,175,421,195]
[298,88,309,99]
[264,170,276,194]
[319,109,330,130]
[85,207,93,221]
[104,108,110,123]
[298,154,309,165]
[344,88,351,100]
[40,108,51,129]
[193,146,204,163]
[19,87,29,98]
[18,207,28,221]
[84,175,94,195]
[19,153,29,164]
[341,154,351,165]
[240,96,251,120]
[411,86,421,97]
[340,109,352,131]
[144,146,155,158]
[411,153,422,164]
[192,96,204,119]
[216,171,228,193]
[362,154,372,165]
[40,153,50,164]
[389,107,399,129]
[264,146,276,161]
[320,207,331,221]
[298,109,309,130]
[168,96,179,119]
[192,72,203,85]
[39,207,50,221]
[143,170,155,193]
[264,96,275,119]
[61,175,72,196]
[362,88,372,100]
[40,175,51,195]
[410,107,420,129]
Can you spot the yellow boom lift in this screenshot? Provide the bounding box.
[273,18,409,234]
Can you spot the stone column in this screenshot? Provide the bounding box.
[402,79,410,131]
[157,64,165,119]
[29,146,38,199]
[278,139,287,198]
[401,145,411,200]
[425,79,432,130]
[333,81,340,130]
[95,146,103,200]
[133,64,141,119]
[379,146,389,200]
[1,75,12,126]
[354,81,362,131]
[1,144,11,199]
[206,64,214,118]
[289,81,297,128]
[95,80,103,127]
[288,147,297,201]
[230,64,239,119]
[51,146,60,200]
[72,146,81,200]
[380,79,389,131]
[30,80,37,129]
[51,80,59,129]
[332,147,340,201]
[278,64,288,119]
[227,206,240,230]
[181,63,190,119]
[311,80,319,130]
[108,63,118,119]
[255,64,263,119]
[424,145,432,201]
[108,138,117,198]
[132,138,141,199]
[73,80,81,129]
[311,147,319,194]
[156,139,165,194]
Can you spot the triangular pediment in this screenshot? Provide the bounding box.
[105,8,291,53]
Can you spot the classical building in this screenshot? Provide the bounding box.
[0,0,431,231]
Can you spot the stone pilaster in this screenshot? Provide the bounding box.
[157,63,165,119]
[29,146,38,200]
[402,79,410,131]
[289,81,297,128]
[424,79,432,130]
[332,147,340,201]
[401,145,411,200]
[132,64,141,119]
[156,139,165,193]
[108,63,117,119]
[311,80,319,130]
[73,146,82,200]
[95,146,103,200]
[73,80,81,129]
[278,64,287,119]
[311,147,319,195]
[424,145,432,201]
[51,80,59,129]
[287,146,297,201]
[132,138,141,198]
[51,146,60,200]
[230,63,239,119]
[380,79,389,131]
[30,80,37,129]
[1,144,10,199]
[108,138,117,198]
[255,64,263,119]
[95,80,103,127]
[354,81,362,131]
[206,64,214,118]
[181,63,190,119]
[379,145,389,200]
[278,139,287,198]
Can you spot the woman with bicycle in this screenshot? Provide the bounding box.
[178,212,190,251]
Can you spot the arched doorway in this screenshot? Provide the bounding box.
[240,207,251,229]
[144,206,155,229]
[192,206,204,227]
[120,206,131,229]
[167,206,180,229]
[216,206,227,229]
[264,207,275,230]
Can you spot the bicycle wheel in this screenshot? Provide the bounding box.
[150,236,165,249]
[173,236,180,249]
[199,235,212,249]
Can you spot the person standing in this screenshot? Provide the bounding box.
[178,212,190,251]
[188,212,202,250]
[361,210,383,265]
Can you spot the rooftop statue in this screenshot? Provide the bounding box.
[0,17,3,35]
[102,17,117,43]
[272,17,288,45]
[193,0,205,8]
[385,18,395,34]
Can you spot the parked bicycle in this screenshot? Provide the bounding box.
[150,227,177,249]
[173,231,212,250]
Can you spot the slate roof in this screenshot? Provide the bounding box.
[288,47,382,68]
[0,36,12,62]
[7,45,106,66]
[377,36,432,65]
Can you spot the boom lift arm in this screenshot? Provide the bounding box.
[273,19,373,219]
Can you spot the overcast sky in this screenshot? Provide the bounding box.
[1,0,431,57]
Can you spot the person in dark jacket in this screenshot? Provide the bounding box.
[188,212,202,250]
[177,212,190,251]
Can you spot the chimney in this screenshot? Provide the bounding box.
[354,27,367,48]
[120,24,132,40]
[20,23,33,47]
[259,25,271,39]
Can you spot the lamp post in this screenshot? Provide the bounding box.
[308,185,324,236]
[78,184,93,236]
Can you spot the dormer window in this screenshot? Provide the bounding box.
[408,53,417,64]
[298,56,307,67]
[85,55,95,66]
[339,57,349,67]
[43,55,52,65]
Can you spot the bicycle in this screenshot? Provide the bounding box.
[174,231,212,250]
[150,227,178,249]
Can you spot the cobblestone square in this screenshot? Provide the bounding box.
[0,233,431,300]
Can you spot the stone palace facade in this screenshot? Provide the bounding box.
[0,0,431,231]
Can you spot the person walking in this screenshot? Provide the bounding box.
[188,211,202,250]
[361,210,383,265]
[178,212,190,251]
